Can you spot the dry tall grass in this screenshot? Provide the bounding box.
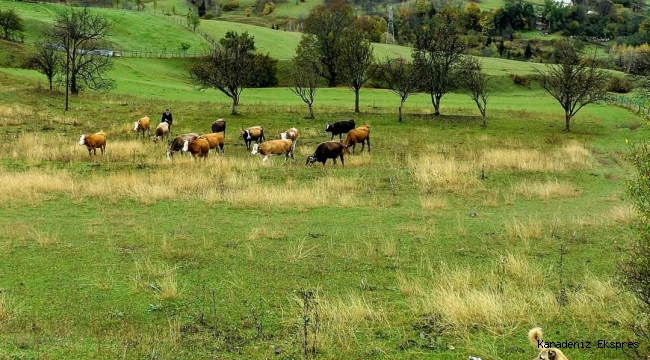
[408,155,481,193]
[505,217,542,241]
[399,254,632,334]
[130,259,180,300]
[318,292,387,342]
[514,180,578,200]
[482,141,592,172]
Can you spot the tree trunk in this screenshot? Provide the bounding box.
[398,104,402,122]
[432,94,441,116]
[354,88,360,113]
[48,76,53,90]
[231,97,239,115]
[308,103,314,119]
[482,114,486,129]
[564,111,571,132]
[71,75,79,95]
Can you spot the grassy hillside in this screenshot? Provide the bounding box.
[0,1,211,53]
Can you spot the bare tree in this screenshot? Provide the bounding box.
[24,42,61,90]
[381,57,418,122]
[289,58,319,119]
[463,57,490,128]
[50,7,114,111]
[413,14,467,116]
[340,29,375,113]
[535,38,610,132]
[189,31,256,115]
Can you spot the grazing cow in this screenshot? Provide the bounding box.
[182,137,210,159]
[133,116,150,139]
[152,122,169,143]
[306,141,346,167]
[280,127,299,152]
[251,139,293,162]
[78,131,107,156]
[200,132,225,156]
[240,126,265,151]
[325,119,355,141]
[529,328,569,360]
[211,118,226,135]
[166,133,200,160]
[343,125,370,155]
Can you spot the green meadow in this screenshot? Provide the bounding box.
[0,3,647,360]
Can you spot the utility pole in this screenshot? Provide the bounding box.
[65,30,70,112]
[386,4,394,44]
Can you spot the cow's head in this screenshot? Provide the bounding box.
[324,123,331,133]
[181,140,190,153]
[133,122,139,131]
[166,149,173,160]
[280,132,287,140]
[251,143,260,155]
[78,135,87,146]
[244,129,252,140]
[306,155,316,167]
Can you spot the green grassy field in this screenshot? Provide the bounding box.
[0,3,648,360]
[0,53,647,359]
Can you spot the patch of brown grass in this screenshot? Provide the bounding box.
[513,180,579,200]
[408,155,481,193]
[420,195,449,210]
[482,141,592,172]
[505,217,542,241]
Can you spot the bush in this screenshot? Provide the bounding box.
[262,2,275,15]
[222,1,239,11]
[249,53,279,87]
[609,76,634,93]
[512,74,533,87]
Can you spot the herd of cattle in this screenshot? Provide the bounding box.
[77,117,371,166]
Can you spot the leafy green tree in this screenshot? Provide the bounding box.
[0,9,24,40]
[302,0,354,87]
[619,143,650,359]
[189,31,257,114]
[339,29,375,113]
[413,14,467,116]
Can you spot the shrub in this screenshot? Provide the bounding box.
[222,1,239,11]
[608,76,634,93]
[244,7,252,17]
[262,2,275,15]
[512,74,532,87]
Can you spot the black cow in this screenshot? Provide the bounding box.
[306,141,346,167]
[325,119,355,141]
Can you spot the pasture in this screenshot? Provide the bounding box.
[0,51,647,359]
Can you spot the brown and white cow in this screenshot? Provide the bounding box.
[166,133,200,160]
[240,126,265,151]
[78,131,107,156]
[133,116,150,139]
[152,122,169,143]
[280,127,299,152]
[251,139,293,162]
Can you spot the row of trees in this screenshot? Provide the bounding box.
[14,4,610,132]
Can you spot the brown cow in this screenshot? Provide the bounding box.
[211,118,226,135]
[306,141,346,167]
[200,132,225,156]
[343,125,370,155]
[251,139,293,162]
[133,116,150,139]
[78,131,107,156]
[182,137,210,159]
